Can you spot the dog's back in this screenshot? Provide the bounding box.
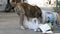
[15,3,42,18]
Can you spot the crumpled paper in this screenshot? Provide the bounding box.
[38,23,53,33]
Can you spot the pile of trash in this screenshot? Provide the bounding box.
[23,11,58,34]
[24,18,53,34]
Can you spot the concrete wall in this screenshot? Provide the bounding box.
[26,0,56,7]
[26,0,48,7]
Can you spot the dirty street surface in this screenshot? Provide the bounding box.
[0,12,60,34]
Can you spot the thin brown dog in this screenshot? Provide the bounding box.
[14,3,42,29]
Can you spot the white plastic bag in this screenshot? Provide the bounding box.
[42,11,58,23]
[24,18,39,31]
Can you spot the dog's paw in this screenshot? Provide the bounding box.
[20,26,25,30]
[34,29,38,32]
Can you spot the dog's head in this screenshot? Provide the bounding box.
[34,6,42,18]
[10,0,21,8]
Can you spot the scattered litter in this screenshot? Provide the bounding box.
[24,17,53,34]
[38,23,52,33]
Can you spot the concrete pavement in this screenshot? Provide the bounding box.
[0,12,60,34]
[0,12,43,34]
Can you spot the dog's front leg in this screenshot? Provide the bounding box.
[20,14,25,30]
